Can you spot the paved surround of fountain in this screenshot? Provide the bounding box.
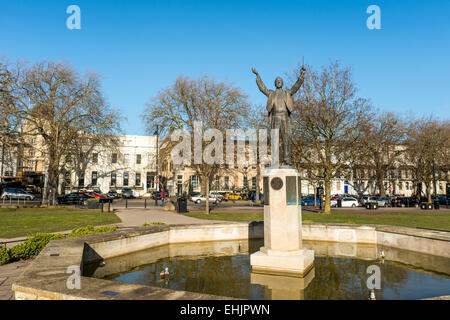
[12,222,450,300]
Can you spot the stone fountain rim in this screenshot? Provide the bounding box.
[12,221,450,300]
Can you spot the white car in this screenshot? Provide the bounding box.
[331,197,359,208]
[191,194,220,204]
[1,188,35,201]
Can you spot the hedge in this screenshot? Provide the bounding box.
[0,226,117,266]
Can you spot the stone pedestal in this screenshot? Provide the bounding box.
[250,167,314,276]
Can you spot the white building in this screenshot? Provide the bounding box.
[63,135,158,196]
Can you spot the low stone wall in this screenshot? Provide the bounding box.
[12,222,450,300]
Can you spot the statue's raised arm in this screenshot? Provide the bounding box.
[289,66,306,95]
[252,68,270,97]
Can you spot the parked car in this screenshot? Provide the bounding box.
[121,188,134,199]
[209,191,225,201]
[226,193,243,200]
[360,196,379,205]
[57,192,93,205]
[301,195,321,206]
[331,197,359,207]
[24,185,39,194]
[107,190,120,199]
[391,197,420,207]
[80,191,102,199]
[190,194,220,204]
[376,197,390,207]
[436,195,450,205]
[1,188,35,201]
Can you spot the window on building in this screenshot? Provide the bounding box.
[406,182,410,190]
[112,153,117,164]
[251,177,256,190]
[191,175,198,189]
[78,173,84,187]
[337,181,341,191]
[92,153,98,164]
[398,182,403,191]
[147,174,155,188]
[243,176,248,189]
[123,172,129,186]
[136,154,142,164]
[91,171,98,186]
[26,160,34,170]
[28,149,35,157]
[64,172,71,185]
[111,172,116,186]
[136,173,141,186]
[225,176,229,189]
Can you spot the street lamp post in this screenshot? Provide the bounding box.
[154,125,159,206]
[432,157,437,209]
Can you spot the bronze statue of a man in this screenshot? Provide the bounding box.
[252,66,306,166]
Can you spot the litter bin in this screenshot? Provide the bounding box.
[433,200,440,210]
[337,198,342,208]
[177,197,187,213]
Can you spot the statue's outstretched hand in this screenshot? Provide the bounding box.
[252,68,258,75]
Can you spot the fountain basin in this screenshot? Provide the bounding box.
[12,222,450,300]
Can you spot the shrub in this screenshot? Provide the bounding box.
[2,225,118,265]
[9,233,65,261]
[67,226,118,238]
[0,246,10,265]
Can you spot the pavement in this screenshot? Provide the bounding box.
[0,206,221,300]
[0,260,30,300]
[113,207,225,227]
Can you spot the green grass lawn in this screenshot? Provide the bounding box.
[0,207,121,238]
[183,211,450,231]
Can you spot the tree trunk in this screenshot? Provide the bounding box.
[377,174,386,197]
[426,182,432,202]
[324,178,331,213]
[205,175,210,215]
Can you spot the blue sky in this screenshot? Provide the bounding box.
[1,0,449,135]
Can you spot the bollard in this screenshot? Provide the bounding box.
[125,198,128,208]
[101,202,104,213]
[108,201,111,213]
[145,198,147,209]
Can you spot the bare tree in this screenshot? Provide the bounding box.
[3,60,121,204]
[405,118,450,202]
[289,61,371,213]
[353,111,407,197]
[143,75,249,214]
